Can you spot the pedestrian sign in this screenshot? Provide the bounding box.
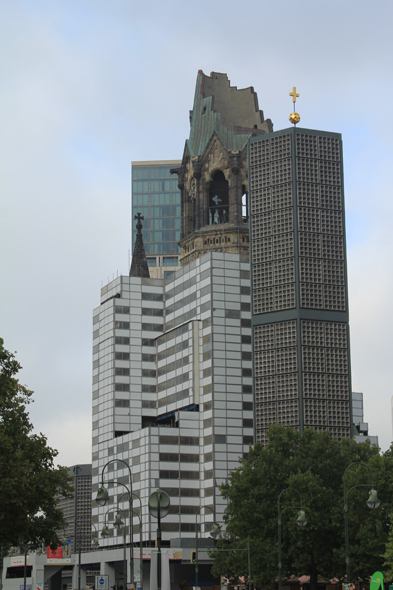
[95,576,109,590]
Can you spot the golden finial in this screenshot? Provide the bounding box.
[289,86,300,125]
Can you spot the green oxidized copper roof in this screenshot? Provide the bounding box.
[187,71,272,157]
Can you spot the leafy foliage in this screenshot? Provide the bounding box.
[210,425,392,589]
[0,338,72,548]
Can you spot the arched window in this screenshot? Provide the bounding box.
[209,171,229,225]
[242,184,248,222]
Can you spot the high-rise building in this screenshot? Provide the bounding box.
[57,464,92,553]
[249,126,353,444]
[352,391,378,445]
[131,160,182,279]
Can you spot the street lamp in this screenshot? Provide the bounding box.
[195,506,220,590]
[344,462,381,583]
[114,509,128,589]
[278,488,307,590]
[96,459,135,587]
[118,492,144,590]
[63,524,99,590]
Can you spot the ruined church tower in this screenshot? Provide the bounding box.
[171,70,273,265]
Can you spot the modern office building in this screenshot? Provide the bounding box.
[249,126,353,444]
[91,251,253,586]
[131,161,182,279]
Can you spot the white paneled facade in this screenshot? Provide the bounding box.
[92,252,253,548]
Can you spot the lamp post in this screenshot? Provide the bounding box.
[101,508,127,590]
[278,488,307,590]
[344,462,380,583]
[96,459,134,588]
[195,506,220,590]
[115,494,143,590]
[63,524,99,590]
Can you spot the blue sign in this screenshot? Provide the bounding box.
[99,579,105,586]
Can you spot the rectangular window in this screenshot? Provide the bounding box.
[180,453,199,463]
[160,470,179,479]
[215,435,226,444]
[115,337,130,345]
[142,384,156,393]
[115,306,130,314]
[142,400,156,408]
[180,436,199,445]
[240,286,251,295]
[242,352,252,360]
[243,401,253,411]
[142,369,156,378]
[115,321,130,329]
[142,292,163,302]
[243,436,254,445]
[180,488,200,497]
[180,471,199,480]
[115,399,130,408]
[142,323,163,332]
[142,308,163,317]
[241,319,252,328]
[241,335,251,344]
[204,470,213,480]
[242,384,253,393]
[142,353,156,362]
[242,368,252,377]
[226,310,241,319]
[160,453,179,462]
[243,418,254,428]
[115,352,130,360]
[142,338,156,347]
[115,368,130,376]
[159,435,179,445]
[115,383,130,392]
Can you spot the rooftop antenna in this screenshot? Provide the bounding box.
[289,86,300,126]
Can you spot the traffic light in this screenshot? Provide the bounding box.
[191,550,197,564]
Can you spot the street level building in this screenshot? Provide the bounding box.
[249,126,353,444]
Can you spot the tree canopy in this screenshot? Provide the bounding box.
[210,425,393,590]
[0,338,72,548]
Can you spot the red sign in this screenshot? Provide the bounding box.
[47,545,63,559]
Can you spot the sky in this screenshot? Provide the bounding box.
[1,0,393,467]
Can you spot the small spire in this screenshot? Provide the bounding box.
[129,213,150,278]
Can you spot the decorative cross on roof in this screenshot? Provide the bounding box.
[289,86,299,104]
[134,212,144,234]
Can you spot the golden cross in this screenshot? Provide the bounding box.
[289,86,299,104]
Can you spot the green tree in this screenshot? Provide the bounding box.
[0,338,72,548]
[210,425,389,590]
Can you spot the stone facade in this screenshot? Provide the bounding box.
[171,71,273,265]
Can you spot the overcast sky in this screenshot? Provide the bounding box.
[1,0,393,467]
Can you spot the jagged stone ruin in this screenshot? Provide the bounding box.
[171,70,273,265]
